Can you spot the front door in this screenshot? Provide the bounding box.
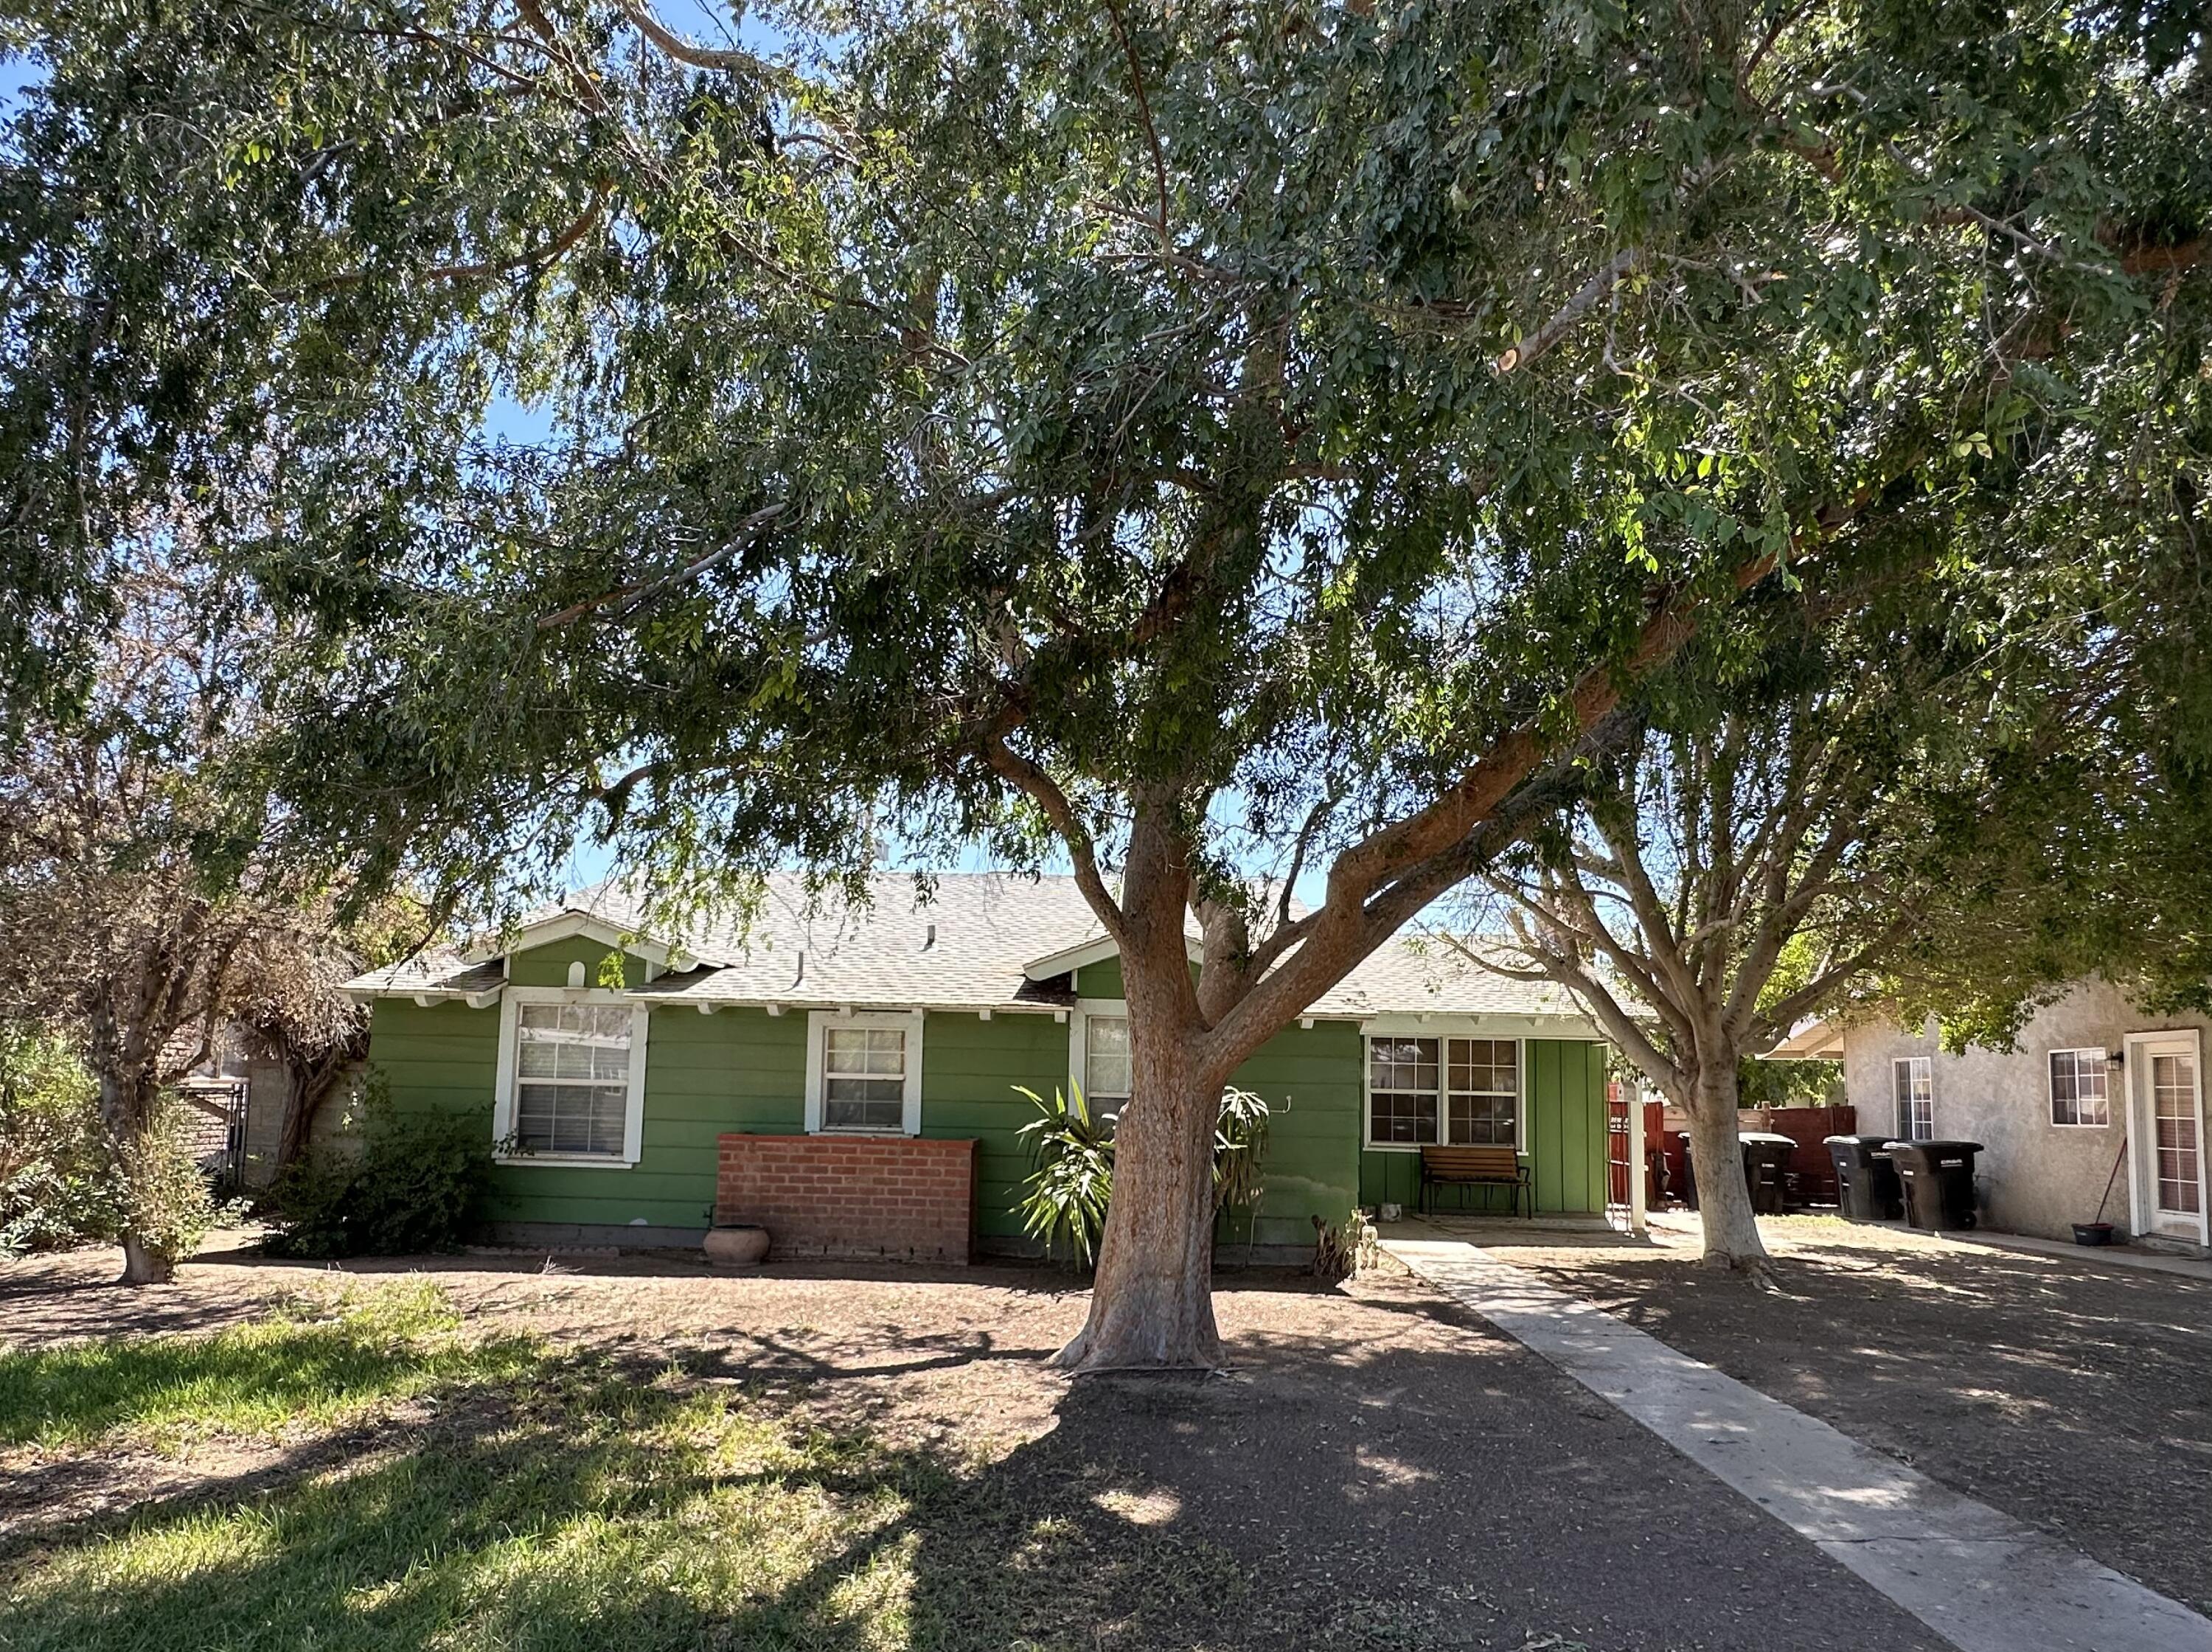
[2129,1032,2208,1247]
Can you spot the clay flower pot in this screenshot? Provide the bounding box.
[704,1224,770,1267]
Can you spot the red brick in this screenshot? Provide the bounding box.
[714,1133,978,1264]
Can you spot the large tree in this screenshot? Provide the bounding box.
[5,0,2207,1359]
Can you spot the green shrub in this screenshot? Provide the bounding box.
[1014,1082,1116,1268]
[0,1024,122,1256]
[1013,1081,1273,1269]
[268,1078,492,1258]
[116,1096,225,1266]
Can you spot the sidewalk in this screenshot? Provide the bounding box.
[1932,1226,2212,1281]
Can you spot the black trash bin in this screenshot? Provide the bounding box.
[1885,1140,1983,1230]
[1740,1132,1796,1215]
[1826,1135,1905,1221]
[1677,1130,1795,1213]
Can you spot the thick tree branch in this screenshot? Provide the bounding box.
[615,0,762,71]
[1495,247,1645,376]
[978,730,1125,945]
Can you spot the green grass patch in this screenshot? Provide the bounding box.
[0,1348,1264,1652]
[0,1281,539,1451]
[0,1292,1526,1650]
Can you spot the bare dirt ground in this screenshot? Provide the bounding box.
[0,1230,1950,1652]
[1481,1213,2212,1619]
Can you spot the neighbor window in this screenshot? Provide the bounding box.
[1368,1036,1519,1147]
[821,1025,908,1132]
[1083,1015,1132,1109]
[513,1003,633,1157]
[1893,1056,1934,1141]
[2048,1049,2111,1128]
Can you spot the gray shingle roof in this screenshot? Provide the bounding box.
[1315,938,1591,1022]
[345,872,1594,1027]
[621,873,1101,1010]
[341,955,505,998]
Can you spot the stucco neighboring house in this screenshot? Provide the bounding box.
[341,873,1616,1261]
[1837,980,2210,1254]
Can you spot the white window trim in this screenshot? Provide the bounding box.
[1068,998,1133,1113]
[805,1009,925,1135]
[2047,1047,2113,1129]
[492,986,649,1168]
[1892,1055,1935,1142]
[1360,1030,1526,1154]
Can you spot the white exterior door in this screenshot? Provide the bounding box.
[2127,1031,2208,1247]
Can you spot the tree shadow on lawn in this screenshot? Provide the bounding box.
[0,1282,1946,1652]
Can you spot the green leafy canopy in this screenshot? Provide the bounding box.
[3,0,2206,980]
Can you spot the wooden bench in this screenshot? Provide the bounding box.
[1419,1146,1532,1217]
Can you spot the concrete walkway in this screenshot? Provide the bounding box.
[1384,1234,2212,1652]
[1931,1227,2212,1282]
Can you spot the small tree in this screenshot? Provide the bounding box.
[238,895,435,1172]
[0,562,375,1280]
[1462,625,1978,1274]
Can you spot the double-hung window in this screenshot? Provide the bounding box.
[2048,1049,2111,1128]
[1893,1056,1935,1141]
[507,1001,639,1160]
[1082,1014,1133,1111]
[1449,1039,1520,1145]
[805,1011,925,1135]
[822,1026,908,1132]
[1368,1036,1520,1148]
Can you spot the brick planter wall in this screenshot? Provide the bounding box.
[715,1134,978,1264]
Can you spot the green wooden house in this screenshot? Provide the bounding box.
[343,875,1613,1261]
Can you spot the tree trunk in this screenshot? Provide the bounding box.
[1054,827,1225,1373]
[1684,1063,1772,1277]
[118,1230,176,1285]
[276,1060,319,1168]
[1054,1049,1223,1371]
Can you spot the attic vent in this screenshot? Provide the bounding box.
[923,922,936,950]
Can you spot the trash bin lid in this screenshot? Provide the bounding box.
[1739,1132,1797,1146]
[1885,1139,1983,1154]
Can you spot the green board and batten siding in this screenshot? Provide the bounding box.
[1357,1039,1610,1216]
[366,937,1610,1245]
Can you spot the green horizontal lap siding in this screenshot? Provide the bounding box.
[368,998,499,1118]
[1074,958,1123,999]
[369,995,807,1233]
[917,1009,1361,1246]
[1223,1021,1362,1249]
[918,1011,1068,1239]
[507,937,653,989]
[1360,1039,1609,1215]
